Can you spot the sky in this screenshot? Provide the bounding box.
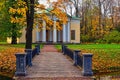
[38,0,57,8]
[38,0,75,16]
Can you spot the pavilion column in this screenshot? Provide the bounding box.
[36,24,40,42]
[58,31,61,42]
[42,20,46,42]
[49,30,52,42]
[65,24,68,42]
[39,31,42,42]
[67,21,70,42]
[63,24,66,43]
[53,17,57,43]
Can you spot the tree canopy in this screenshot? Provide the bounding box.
[8,0,68,48]
[0,0,23,43]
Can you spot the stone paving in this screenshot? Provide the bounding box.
[16,45,93,80]
[41,45,58,52]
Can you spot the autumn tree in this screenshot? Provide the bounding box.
[60,0,120,42]
[9,0,67,49]
[80,0,115,42]
[0,1,8,41]
[0,0,23,43]
[9,0,27,44]
[111,0,120,31]
[9,0,39,47]
[62,0,82,17]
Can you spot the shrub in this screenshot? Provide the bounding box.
[95,39,106,43]
[116,23,120,32]
[97,30,120,43]
[81,34,91,43]
[81,34,96,43]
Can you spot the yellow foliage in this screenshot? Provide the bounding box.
[9,8,16,14]
[29,0,68,31]
[56,22,62,30]
[9,0,27,26]
[51,8,67,24]
[36,4,45,10]
[0,47,24,74]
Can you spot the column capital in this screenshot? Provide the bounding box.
[82,53,93,57]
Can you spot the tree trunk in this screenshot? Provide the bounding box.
[11,24,17,44]
[11,35,17,44]
[25,0,34,49]
[25,21,32,49]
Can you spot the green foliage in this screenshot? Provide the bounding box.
[116,24,120,32]
[81,34,91,43]
[0,37,6,42]
[95,39,105,43]
[81,34,95,43]
[0,0,23,44]
[97,30,120,43]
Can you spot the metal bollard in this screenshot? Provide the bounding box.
[82,53,93,76]
[15,53,26,76]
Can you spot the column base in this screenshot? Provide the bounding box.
[52,42,58,44]
[41,41,47,43]
[53,41,57,43]
[15,71,26,76]
[82,71,93,76]
[48,41,53,42]
[57,41,62,42]
[62,41,66,43]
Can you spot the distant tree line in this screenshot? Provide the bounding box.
[0,0,120,44]
[63,0,120,43]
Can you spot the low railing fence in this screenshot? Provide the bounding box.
[32,47,37,58]
[77,54,83,67]
[64,46,74,60]
[62,44,93,76]
[15,44,40,76]
[15,44,93,76]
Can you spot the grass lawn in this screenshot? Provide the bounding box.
[55,44,120,74]
[0,46,6,50]
[0,43,36,48]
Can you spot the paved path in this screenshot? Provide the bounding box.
[17,45,93,80]
[41,45,58,52]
